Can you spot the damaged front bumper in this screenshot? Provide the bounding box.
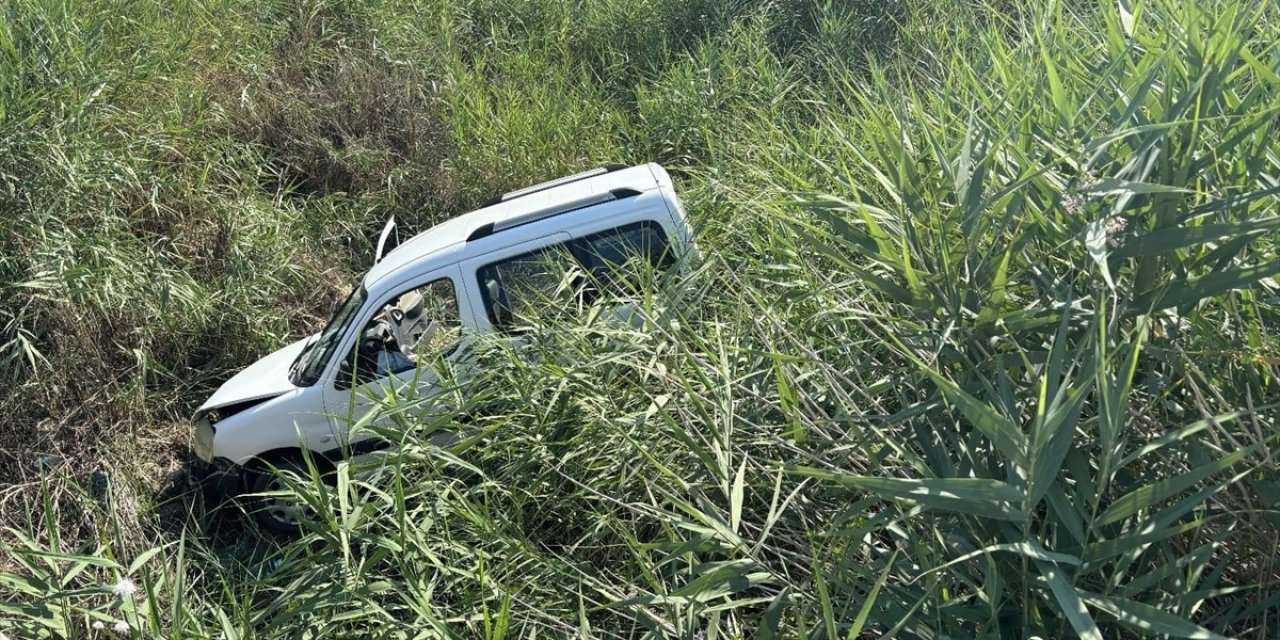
[191,413,242,501]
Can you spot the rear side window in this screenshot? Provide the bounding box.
[476,222,673,331]
[477,242,578,330]
[577,221,672,284]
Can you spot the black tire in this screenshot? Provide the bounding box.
[247,457,324,534]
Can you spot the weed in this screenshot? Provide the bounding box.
[2,0,1277,637]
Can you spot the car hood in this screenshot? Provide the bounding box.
[196,335,316,415]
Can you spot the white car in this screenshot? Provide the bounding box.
[192,163,695,530]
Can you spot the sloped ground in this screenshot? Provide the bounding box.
[1,0,1277,637]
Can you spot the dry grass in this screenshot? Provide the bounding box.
[2,0,1277,637]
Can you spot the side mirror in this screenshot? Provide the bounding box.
[374,216,399,264]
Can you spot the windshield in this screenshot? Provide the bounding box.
[290,286,368,386]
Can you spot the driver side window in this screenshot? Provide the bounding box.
[340,277,461,388]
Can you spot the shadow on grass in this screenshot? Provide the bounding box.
[151,454,299,566]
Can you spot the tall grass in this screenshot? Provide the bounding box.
[3,0,1278,637]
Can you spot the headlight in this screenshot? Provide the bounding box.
[194,415,216,463]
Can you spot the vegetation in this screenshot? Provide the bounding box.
[3,0,1278,637]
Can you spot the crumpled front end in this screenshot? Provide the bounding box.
[193,414,216,463]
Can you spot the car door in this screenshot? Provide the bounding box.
[321,268,467,460]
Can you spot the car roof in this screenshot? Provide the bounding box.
[363,164,662,290]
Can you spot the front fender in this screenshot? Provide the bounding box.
[208,387,336,466]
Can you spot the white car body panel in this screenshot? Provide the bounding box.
[194,163,694,471]
[196,336,312,414]
[200,386,335,466]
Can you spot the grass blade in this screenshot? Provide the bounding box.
[1083,593,1229,639]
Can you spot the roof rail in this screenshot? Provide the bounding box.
[467,187,641,242]
[481,163,629,209]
